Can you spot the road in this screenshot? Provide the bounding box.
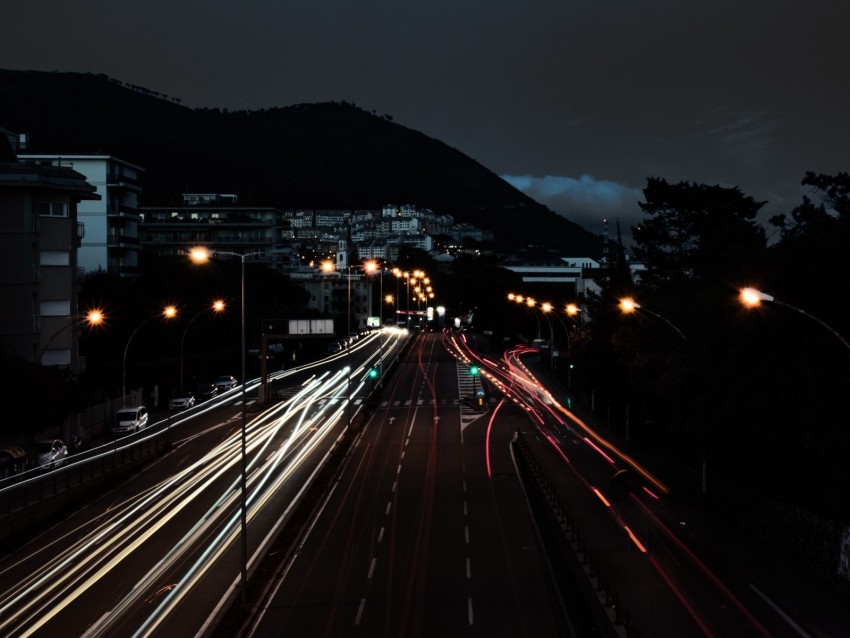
[0,330,406,637]
[243,331,572,637]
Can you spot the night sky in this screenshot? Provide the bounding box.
[4,1,848,235]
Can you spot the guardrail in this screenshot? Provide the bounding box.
[0,428,170,548]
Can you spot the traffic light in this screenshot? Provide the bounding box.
[368,367,379,379]
[469,364,479,376]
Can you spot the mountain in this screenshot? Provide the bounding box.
[0,69,601,254]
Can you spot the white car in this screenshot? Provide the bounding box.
[169,391,195,410]
[112,405,149,435]
[214,375,238,391]
[34,439,67,470]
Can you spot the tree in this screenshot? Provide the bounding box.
[770,171,850,240]
[632,178,766,290]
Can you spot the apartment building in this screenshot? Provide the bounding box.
[19,154,145,278]
[0,134,100,369]
[139,194,287,267]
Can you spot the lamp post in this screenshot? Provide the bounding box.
[180,299,226,391]
[740,287,850,352]
[405,271,412,327]
[190,246,261,606]
[362,260,384,379]
[392,268,402,325]
[39,308,104,365]
[540,302,561,369]
[122,305,177,406]
[319,259,361,426]
[619,297,688,344]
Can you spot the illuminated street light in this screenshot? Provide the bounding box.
[619,297,688,344]
[619,297,638,314]
[180,299,226,390]
[739,287,850,352]
[39,308,105,365]
[122,305,178,406]
[190,245,265,607]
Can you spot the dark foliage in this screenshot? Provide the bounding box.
[573,174,850,521]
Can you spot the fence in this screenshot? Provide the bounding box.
[0,426,170,547]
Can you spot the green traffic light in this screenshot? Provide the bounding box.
[469,365,479,376]
[368,368,379,379]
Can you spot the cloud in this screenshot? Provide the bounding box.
[502,174,644,234]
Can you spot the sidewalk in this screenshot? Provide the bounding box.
[524,354,850,637]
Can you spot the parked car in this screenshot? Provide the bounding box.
[214,375,238,391]
[195,383,218,402]
[33,439,67,470]
[327,341,343,354]
[112,405,149,435]
[169,391,195,411]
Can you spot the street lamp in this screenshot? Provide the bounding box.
[179,299,226,390]
[362,260,386,379]
[39,308,105,364]
[739,287,850,352]
[619,297,688,344]
[392,268,403,325]
[541,302,564,369]
[122,305,177,406]
[190,245,261,606]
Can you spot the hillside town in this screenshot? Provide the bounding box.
[1,128,609,384]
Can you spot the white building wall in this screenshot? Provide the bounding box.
[75,160,109,273]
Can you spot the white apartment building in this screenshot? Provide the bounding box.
[20,155,145,278]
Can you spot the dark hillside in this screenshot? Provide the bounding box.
[0,69,600,254]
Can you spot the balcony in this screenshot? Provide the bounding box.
[76,222,85,239]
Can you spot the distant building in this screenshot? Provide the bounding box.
[501,252,601,298]
[1,133,100,369]
[19,154,145,278]
[289,241,375,331]
[284,204,484,263]
[139,194,287,268]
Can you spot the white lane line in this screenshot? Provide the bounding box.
[749,584,812,637]
[355,598,366,625]
[397,464,402,474]
[392,481,398,492]
[466,558,471,579]
[378,527,384,543]
[468,598,474,625]
[463,501,468,516]
[368,557,377,579]
[385,502,392,516]
[464,526,470,544]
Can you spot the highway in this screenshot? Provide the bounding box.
[453,336,826,638]
[244,330,570,637]
[0,329,406,637]
[2,325,826,637]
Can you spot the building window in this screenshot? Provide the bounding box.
[40,251,70,266]
[40,300,70,316]
[38,201,69,217]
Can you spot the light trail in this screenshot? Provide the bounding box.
[0,333,407,637]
